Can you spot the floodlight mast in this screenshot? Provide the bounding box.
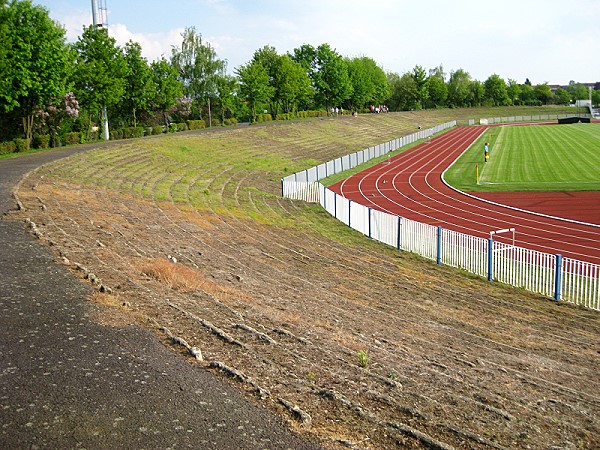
[91,0,110,140]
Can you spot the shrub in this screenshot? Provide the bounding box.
[186,119,206,130]
[14,138,30,152]
[152,126,164,135]
[168,123,178,133]
[223,117,238,126]
[255,113,273,123]
[177,122,188,131]
[144,127,153,136]
[110,129,123,140]
[65,132,80,145]
[34,134,51,149]
[0,140,17,155]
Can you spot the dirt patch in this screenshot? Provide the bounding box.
[10,152,600,449]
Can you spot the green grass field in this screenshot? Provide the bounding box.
[444,123,600,192]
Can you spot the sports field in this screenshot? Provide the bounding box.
[444,123,600,192]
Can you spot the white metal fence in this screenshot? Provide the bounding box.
[282,120,600,311]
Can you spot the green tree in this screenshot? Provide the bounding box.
[554,88,571,106]
[150,56,183,126]
[273,55,312,114]
[394,72,419,110]
[426,75,448,108]
[123,41,154,127]
[236,60,274,122]
[171,27,226,126]
[506,79,520,105]
[533,83,553,105]
[468,80,485,107]
[483,74,509,106]
[346,56,389,111]
[72,25,127,137]
[411,65,428,109]
[215,74,238,123]
[447,69,471,107]
[0,0,71,143]
[294,43,352,111]
[519,83,535,104]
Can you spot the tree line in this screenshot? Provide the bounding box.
[1,0,598,152]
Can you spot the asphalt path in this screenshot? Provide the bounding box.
[0,146,320,449]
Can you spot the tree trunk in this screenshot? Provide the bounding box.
[207,97,212,127]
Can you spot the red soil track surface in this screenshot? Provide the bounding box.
[331,126,600,265]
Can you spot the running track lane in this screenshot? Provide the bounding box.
[330,126,600,265]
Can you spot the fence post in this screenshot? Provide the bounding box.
[487,238,494,281]
[368,207,372,239]
[334,194,337,219]
[397,216,402,251]
[436,226,442,265]
[348,200,351,228]
[322,185,326,210]
[281,178,284,197]
[554,254,563,301]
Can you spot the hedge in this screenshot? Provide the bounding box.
[34,135,50,149]
[186,119,206,130]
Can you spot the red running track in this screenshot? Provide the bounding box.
[331,126,600,265]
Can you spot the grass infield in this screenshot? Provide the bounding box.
[444,123,600,192]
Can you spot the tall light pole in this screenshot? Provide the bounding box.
[91,0,110,140]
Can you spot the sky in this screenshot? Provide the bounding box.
[36,0,600,86]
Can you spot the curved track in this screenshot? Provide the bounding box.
[332,126,600,264]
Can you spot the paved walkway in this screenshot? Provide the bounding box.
[0,147,320,449]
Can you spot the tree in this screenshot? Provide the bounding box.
[447,69,471,107]
[72,25,127,137]
[150,56,183,126]
[394,72,419,110]
[215,74,238,124]
[273,55,312,114]
[468,80,485,107]
[506,79,520,105]
[411,65,428,109]
[533,83,553,105]
[483,74,509,106]
[122,41,154,128]
[346,56,389,111]
[171,27,226,126]
[426,75,448,108]
[0,0,71,144]
[554,88,570,106]
[236,61,274,122]
[312,44,352,110]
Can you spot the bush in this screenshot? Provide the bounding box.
[34,134,51,149]
[186,120,205,130]
[223,117,238,126]
[65,132,80,145]
[14,138,30,152]
[144,127,153,136]
[177,122,188,131]
[168,123,178,133]
[110,129,123,140]
[0,140,17,155]
[255,113,273,123]
[152,126,164,135]
[122,127,145,139]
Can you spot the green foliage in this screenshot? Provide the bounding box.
[110,129,123,140]
[357,350,369,368]
[236,61,274,121]
[14,138,30,152]
[0,140,17,155]
[0,0,71,141]
[34,134,50,149]
[72,26,128,118]
[122,127,144,139]
[152,125,164,135]
[223,117,238,126]
[177,122,188,131]
[255,113,273,123]
[65,132,80,145]
[186,119,206,130]
[168,123,178,133]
